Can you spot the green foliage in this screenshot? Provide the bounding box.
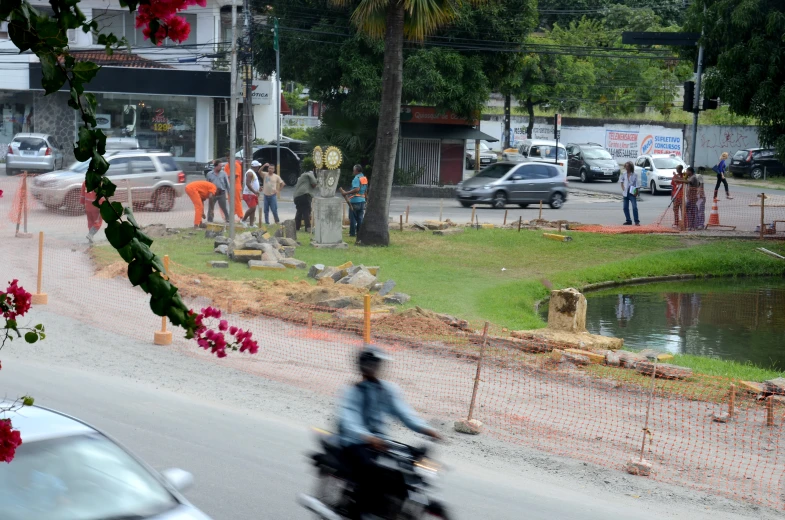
[393,165,425,186]
[686,0,785,158]
[282,127,311,141]
[2,0,197,337]
[282,83,308,115]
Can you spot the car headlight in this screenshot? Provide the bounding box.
[590,166,602,171]
[482,185,493,190]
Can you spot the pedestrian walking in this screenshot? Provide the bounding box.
[185,180,217,229]
[241,160,262,227]
[619,161,640,226]
[262,163,284,224]
[712,152,733,200]
[340,164,368,237]
[224,159,245,220]
[206,160,229,223]
[80,181,103,243]
[293,169,317,232]
[671,164,686,228]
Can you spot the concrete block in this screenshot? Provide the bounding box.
[308,264,326,279]
[738,381,765,394]
[625,458,652,476]
[433,228,464,236]
[336,261,353,271]
[281,258,307,269]
[547,288,587,333]
[454,418,483,435]
[378,280,396,297]
[208,261,229,268]
[232,250,262,262]
[365,266,380,276]
[383,293,410,305]
[206,223,225,232]
[248,260,286,271]
[564,348,604,364]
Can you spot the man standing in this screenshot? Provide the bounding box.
[293,169,317,232]
[340,164,368,238]
[206,160,229,223]
[184,180,217,229]
[241,160,262,227]
[671,164,685,228]
[224,158,245,221]
[262,163,284,225]
[620,161,640,226]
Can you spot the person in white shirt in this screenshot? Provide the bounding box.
[241,160,262,227]
[619,161,640,226]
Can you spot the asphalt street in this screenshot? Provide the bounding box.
[0,310,777,520]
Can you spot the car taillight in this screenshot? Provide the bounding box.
[44,147,52,156]
[177,171,186,183]
[746,151,753,162]
[7,145,12,155]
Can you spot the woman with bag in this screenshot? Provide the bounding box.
[712,152,733,200]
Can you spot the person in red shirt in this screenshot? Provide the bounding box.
[80,182,103,243]
[670,165,685,228]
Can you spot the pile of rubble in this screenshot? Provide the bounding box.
[210,219,305,271]
[307,262,410,307]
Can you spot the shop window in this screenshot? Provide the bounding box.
[92,10,197,47]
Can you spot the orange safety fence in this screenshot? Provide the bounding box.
[0,174,784,511]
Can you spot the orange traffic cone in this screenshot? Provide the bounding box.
[708,198,720,226]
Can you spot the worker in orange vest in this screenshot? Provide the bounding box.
[224,159,245,221]
[185,180,217,228]
[80,181,104,243]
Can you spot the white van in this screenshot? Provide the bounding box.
[515,139,568,176]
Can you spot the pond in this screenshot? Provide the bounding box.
[540,278,785,369]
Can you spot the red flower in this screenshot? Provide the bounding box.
[0,418,22,463]
[189,306,259,358]
[1,280,32,320]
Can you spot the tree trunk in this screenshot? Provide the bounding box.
[526,97,535,138]
[357,2,405,246]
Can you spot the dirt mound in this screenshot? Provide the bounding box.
[96,261,128,279]
[289,285,367,306]
[374,308,458,337]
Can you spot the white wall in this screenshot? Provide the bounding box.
[253,77,278,142]
[685,125,760,168]
[195,97,213,162]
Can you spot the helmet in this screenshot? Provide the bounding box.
[358,345,390,372]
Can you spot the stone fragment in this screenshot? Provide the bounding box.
[281,246,296,258]
[635,362,693,380]
[412,222,427,230]
[605,351,622,367]
[433,228,464,236]
[243,241,267,250]
[315,266,339,281]
[282,219,297,239]
[383,293,410,305]
[208,261,229,268]
[232,231,254,250]
[143,223,168,237]
[738,381,765,394]
[638,349,673,361]
[248,260,286,271]
[365,266,380,276]
[274,228,284,238]
[232,249,261,262]
[308,264,326,279]
[625,458,652,476]
[318,296,353,309]
[281,258,307,269]
[423,220,449,230]
[205,230,219,239]
[764,378,785,395]
[370,283,383,292]
[547,288,587,333]
[378,280,396,297]
[278,237,298,247]
[214,245,229,255]
[564,348,604,364]
[346,269,377,289]
[712,412,731,423]
[454,418,483,435]
[206,222,225,232]
[562,352,590,366]
[260,243,284,262]
[214,236,231,247]
[336,261,353,271]
[618,351,646,368]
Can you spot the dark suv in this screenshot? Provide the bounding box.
[566,143,620,183]
[729,148,785,179]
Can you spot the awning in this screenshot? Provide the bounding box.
[401,123,498,142]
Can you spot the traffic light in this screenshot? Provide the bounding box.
[703,97,719,110]
[682,81,695,112]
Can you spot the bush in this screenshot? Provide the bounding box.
[301,156,315,171]
[393,165,425,186]
[282,127,311,141]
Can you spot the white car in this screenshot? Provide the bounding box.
[0,404,212,520]
[634,154,687,194]
[465,141,498,169]
[513,139,568,177]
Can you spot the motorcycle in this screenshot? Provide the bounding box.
[298,428,451,520]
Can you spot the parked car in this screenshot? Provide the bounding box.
[566,143,620,183]
[465,141,498,169]
[633,154,687,194]
[514,139,568,176]
[456,161,568,209]
[0,403,211,520]
[728,148,785,179]
[31,151,186,214]
[207,146,302,186]
[5,133,65,175]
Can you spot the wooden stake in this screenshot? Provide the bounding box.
[766,395,775,427]
[467,322,489,421]
[307,311,313,331]
[640,359,658,462]
[363,294,371,344]
[154,254,173,346]
[439,198,443,222]
[760,193,767,240]
[503,210,508,226]
[31,231,48,305]
[539,200,543,221]
[405,205,410,223]
[518,216,522,232]
[558,221,562,232]
[728,383,736,418]
[399,214,403,232]
[22,173,28,234]
[470,205,476,225]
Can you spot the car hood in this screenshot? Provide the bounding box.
[460,176,500,188]
[653,168,679,178]
[33,170,85,185]
[586,159,618,169]
[154,504,213,520]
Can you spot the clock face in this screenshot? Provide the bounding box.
[324,146,342,170]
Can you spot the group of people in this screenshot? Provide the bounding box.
[618,152,734,229]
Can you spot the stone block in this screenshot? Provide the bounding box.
[564,348,604,364]
[315,266,339,281]
[619,351,646,368]
[232,231,255,250]
[260,243,284,262]
[206,222,226,232]
[318,296,353,309]
[365,266,380,276]
[605,351,622,367]
[208,261,229,268]
[562,351,590,366]
[313,196,345,247]
[205,230,220,239]
[214,245,229,255]
[547,288,587,333]
[635,362,693,380]
[282,258,307,269]
[243,241,267,250]
[433,228,464,236]
[454,418,483,435]
[738,381,765,394]
[764,378,785,395]
[378,280,396,297]
[281,246,297,258]
[232,249,261,262]
[370,283,383,292]
[481,223,495,229]
[214,236,231,247]
[625,458,652,476]
[278,237,299,247]
[282,219,297,239]
[384,293,410,305]
[248,260,286,271]
[423,220,449,230]
[308,264,326,279]
[346,269,377,289]
[336,261,353,271]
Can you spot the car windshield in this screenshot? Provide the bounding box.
[475,163,514,179]
[0,433,179,520]
[652,157,683,169]
[534,146,567,159]
[583,148,613,160]
[14,138,46,151]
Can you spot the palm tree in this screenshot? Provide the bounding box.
[332,0,483,246]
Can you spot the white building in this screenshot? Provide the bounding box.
[0,0,278,170]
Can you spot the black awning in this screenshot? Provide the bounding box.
[30,65,231,98]
[401,123,498,142]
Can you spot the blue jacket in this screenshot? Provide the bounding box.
[338,380,430,446]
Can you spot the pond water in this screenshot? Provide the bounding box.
[541,278,785,369]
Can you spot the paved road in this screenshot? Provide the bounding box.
[0,311,775,520]
[565,173,785,197]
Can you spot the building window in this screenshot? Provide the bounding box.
[92,9,197,48]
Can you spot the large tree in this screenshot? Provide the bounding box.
[686,0,785,158]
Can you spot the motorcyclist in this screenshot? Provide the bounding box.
[338,346,442,519]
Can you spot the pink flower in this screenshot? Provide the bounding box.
[218,320,228,332]
[1,280,32,320]
[188,307,258,358]
[0,419,22,463]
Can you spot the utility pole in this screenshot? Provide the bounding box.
[689,14,705,169]
[228,0,238,239]
[274,17,281,177]
[503,93,511,150]
[242,0,252,175]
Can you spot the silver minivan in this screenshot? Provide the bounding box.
[456,162,568,209]
[31,151,186,214]
[6,133,65,175]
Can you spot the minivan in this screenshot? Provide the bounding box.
[515,139,568,176]
[455,161,568,209]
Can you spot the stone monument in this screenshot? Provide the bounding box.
[311,146,347,249]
